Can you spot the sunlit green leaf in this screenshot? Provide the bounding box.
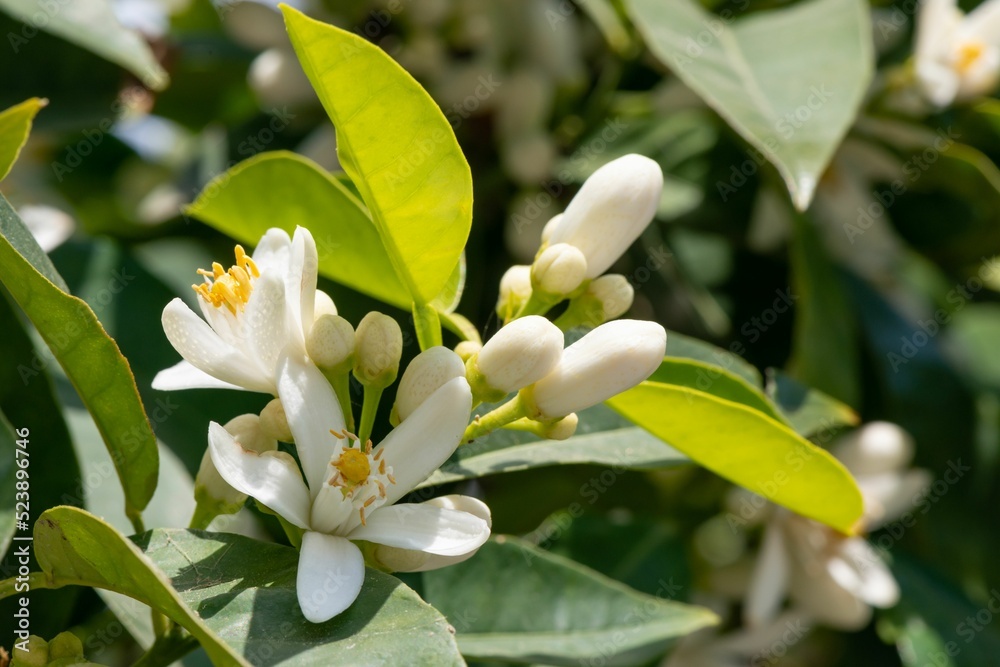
[766,369,859,438]
[0,0,168,90]
[665,329,762,387]
[282,5,473,303]
[649,357,783,423]
[0,97,44,181]
[607,380,863,533]
[0,195,158,519]
[423,537,717,666]
[628,0,872,209]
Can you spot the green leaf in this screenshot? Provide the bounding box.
[648,357,784,423]
[788,214,860,407]
[0,412,16,556]
[419,404,686,489]
[0,0,168,90]
[628,0,872,209]
[665,329,762,387]
[282,5,473,303]
[766,369,859,438]
[0,97,45,182]
[186,151,409,309]
[30,507,249,666]
[423,537,717,666]
[138,528,465,666]
[0,195,158,518]
[607,381,863,533]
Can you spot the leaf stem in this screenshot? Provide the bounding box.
[463,397,527,443]
[412,302,443,350]
[132,631,199,667]
[127,507,146,535]
[0,572,50,600]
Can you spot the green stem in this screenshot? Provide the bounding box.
[132,631,199,667]
[127,507,145,535]
[188,501,218,531]
[512,291,558,321]
[0,572,50,600]
[463,397,527,443]
[331,372,355,432]
[151,609,171,638]
[412,302,443,350]
[358,385,383,444]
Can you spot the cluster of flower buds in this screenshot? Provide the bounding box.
[498,154,662,329]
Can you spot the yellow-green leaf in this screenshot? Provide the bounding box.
[282,5,473,303]
[608,381,863,533]
[0,98,45,182]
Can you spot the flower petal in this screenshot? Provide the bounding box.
[375,377,472,505]
[743,519,790,627]
[375,495,493,572]
[244,273,290,379]
[291,226,319,342]
[310,481,355,534]
[827,538,899,608]
[251,227,292,275]
[348,500,490,557]
[276,353,346,495]
[207,421,311,528]
[152,360,245,391]
[296,532,365,623]
[161,298,271,392]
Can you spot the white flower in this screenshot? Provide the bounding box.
[208,353,490,623]
[475,316,564,394]
[744,422,929,630]
[153,226,333,394]
[545,154,663,279]
[915,0,1000,106]
[523,319,666,419]
[496,264,532,319]
[394,346,467,423]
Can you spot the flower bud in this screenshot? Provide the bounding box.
[307,314,355,373]
[47,632,84,661]
[353,312,403,389]
[496,265,532,319]
[248,48,316,108]
[195,415,277,516]
[473,316,564,396]
[13,636,48,667]
[545,413,578,440]
[587,274,634,321]
[260,398,293,442]
[531,243,588,297]
[833,422,915,476]
[540,214,562,245]
[547,154,663,278]
[454,340,483,361]
[523,319,666,419]
[394,347,467,423]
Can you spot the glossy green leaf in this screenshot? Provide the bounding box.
[665,329,762,387]
[186,151,408,308]
[0,412,16,556]
[138,528,465,666]
[648,357,784,423]
[423,537,717,666]
[607,381,863,533]
[282,6,473,303]
[0,195,158,518]
[766,369,859,438]
[0,97,44,181]
[628,0,872,209]
[29,507,249,666]
[419,404,686,489]
[0,0,168,90]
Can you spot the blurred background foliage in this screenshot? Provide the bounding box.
[2,0,1000,665]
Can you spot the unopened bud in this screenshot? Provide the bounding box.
[472,316,564,398]
[496,265,532,320]
[307,314,355,373]
[546,413,579,440]
[531,243,588,296]
[833,422,915,476]
[522,319,666,419]
[195,414,277,514]
[454,340,483,361]
[47,632,84,660]
[13,636,48,667]
[353,312,403,389]
[549,154,663,278]
[260,398,293,442]
[394,347,467,423]
[588,274,634,320]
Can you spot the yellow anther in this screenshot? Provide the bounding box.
[334,448,371,486]
[958,41,985,74]
[192,245,259,313]
[378,459,386,475]
[375,479,386,497]
[363,495,377,508]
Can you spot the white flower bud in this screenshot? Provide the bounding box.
[587,274,634,321]
[306,314,355,373]
[524,319,666,419]
[476,316,564,394]
[195,414,277,511]
[531,243,588,296]
[833,422,915,476]
[248,48,316,108]
[546,413,578,440]
[496,265,532,319]
[547,154,663,278]
[354,312,403,388]
[259,398,293,442]
[394,347,467,423]
[540,214,562,245]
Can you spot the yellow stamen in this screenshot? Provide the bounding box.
[378,459,386,475]
[334,448,371,485]
[363,495,377,508]
[375,479,386,497]
[191,245,260,313]
[386,473,396,485]
[958,41,986,74]
[359,507,367,525]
